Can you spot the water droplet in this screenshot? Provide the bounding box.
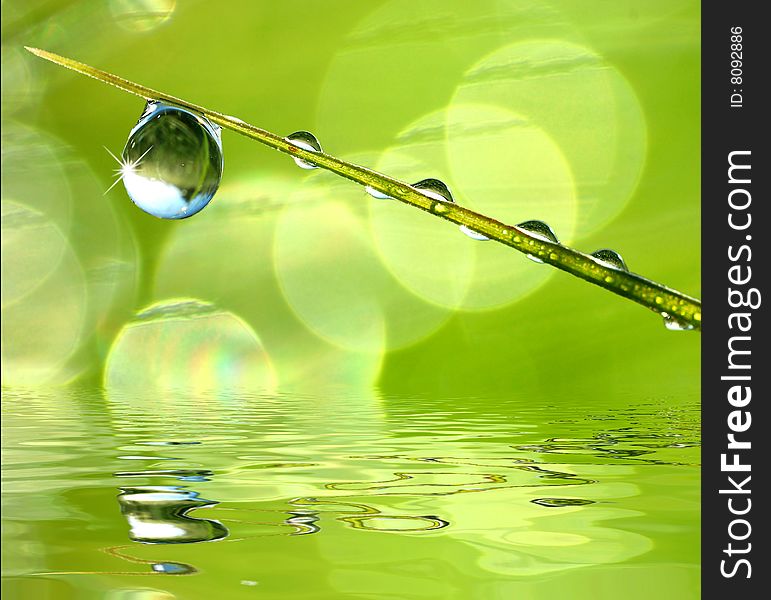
[531,497,596,508]
[591,248,629,271]
[517,220,559,263]
[459,225,490,241]
[517,220,559,243]
[411,179,490,241]
[285,130,322,169]
[365,185,392,200]
[662,313,695,331]
[119,101,223,219]
[412,178,454,203]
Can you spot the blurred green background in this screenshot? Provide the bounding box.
[2,1,700,598]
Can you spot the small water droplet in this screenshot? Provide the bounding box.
[591,248,629,271]
[517,220,559,243]
[531,498,595,508]
[119,101,223,220]
[517,220,559,263]
[412,179,491,241]
[285,130,322,169]
[661,312,695,331]
[365,185,392,200]
[459,225,490,241]
[412,178,454,203]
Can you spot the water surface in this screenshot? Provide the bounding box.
[2,388,699,599]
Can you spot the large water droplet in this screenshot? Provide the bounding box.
[591,248,628,271]
[662,313,695,331]
[517,220,559,263]
[120,101,223,220]
[285,130,322,169]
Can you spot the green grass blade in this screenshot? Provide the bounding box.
[26,47,701,330]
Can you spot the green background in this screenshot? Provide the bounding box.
[2,1,700,598]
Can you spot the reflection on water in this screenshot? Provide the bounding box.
[116,486,228,544]
[1,389,699,596]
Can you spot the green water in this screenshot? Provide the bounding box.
[3,389,700,599]
[2,0,700,597]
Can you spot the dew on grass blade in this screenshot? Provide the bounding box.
[118,101,223,219]
[517,220,559,263]
[412,179,490,241]
[285,130,322,169]
[591,249,629,271]
[412,178,454,203]
[517,220,559,243]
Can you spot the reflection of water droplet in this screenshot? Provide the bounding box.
[365,185,392,200]
[339,514,449,532]
[518,220,559,263]
[531,497,596,508]
[591,248,628,271]
[285,130,322,169]
[286,510,320,535]
[120,101,223,219]
[662,313,695,331]
[114,469,213,482]
[117,485,228,543]
[151,561,196,575]
[137,441,202,446]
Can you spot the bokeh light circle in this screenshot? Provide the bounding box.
[369,104,577,310]
[104,298,277,394]
[153,177,384,392]
[1,201,88,385]
[274,173,452,353]
[453,40,646,235]
[316,0,578,152]
[109,0,177,33]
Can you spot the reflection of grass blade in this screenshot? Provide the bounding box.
[26,47,701,330]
